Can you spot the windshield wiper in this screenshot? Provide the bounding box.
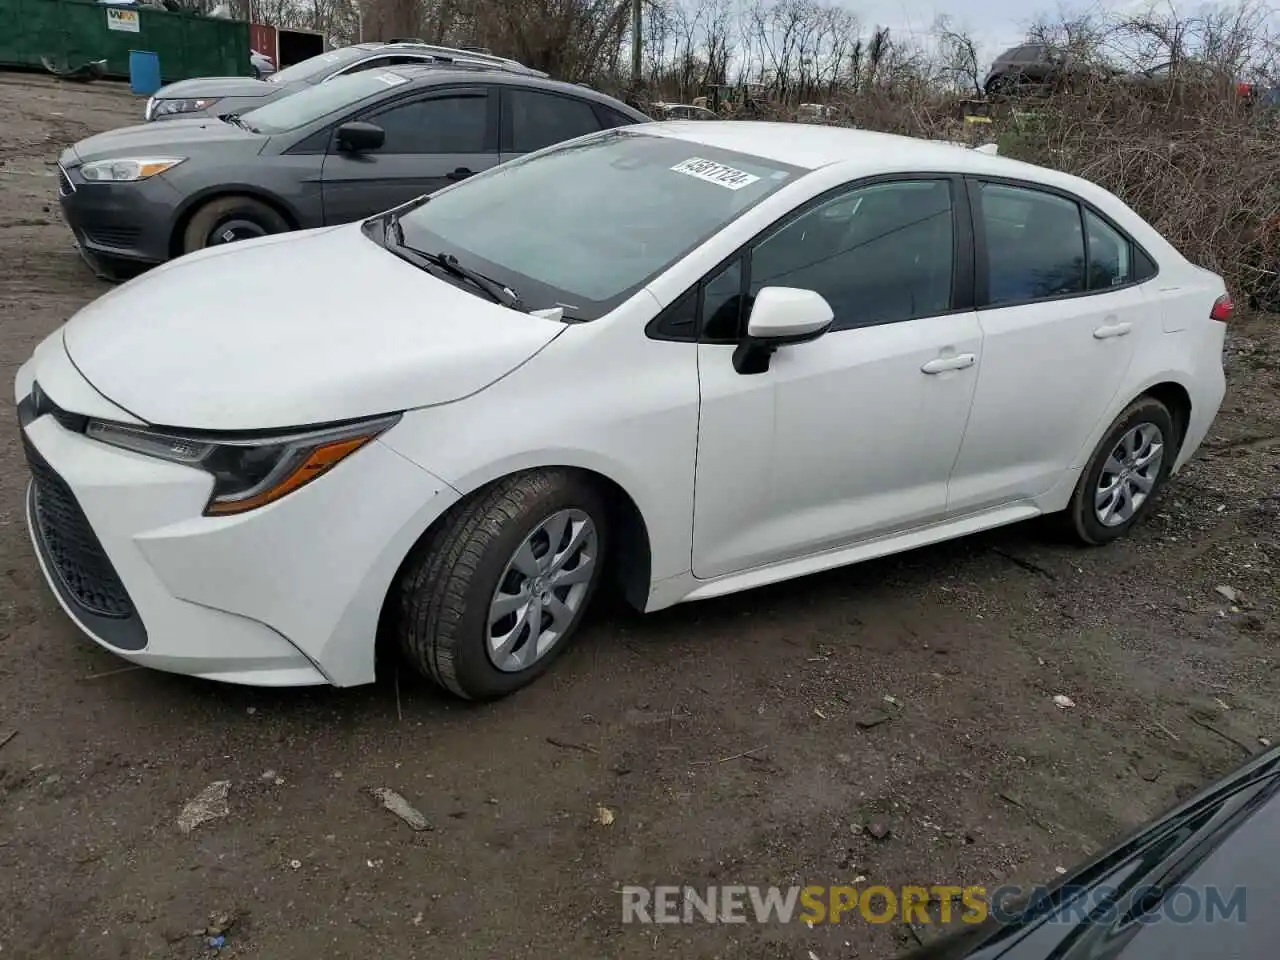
[383,220,522,310]
[221,113,253,132]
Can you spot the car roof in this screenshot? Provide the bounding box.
[340,40,535,74]
[635,120,1106,194]
[384,64,641,110]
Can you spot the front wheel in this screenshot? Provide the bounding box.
[181,195,289,255]
[1063,397,1176,545]
[395,469,609,700]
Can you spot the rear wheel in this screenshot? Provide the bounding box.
[395,469,609,700]
[181,195,289,255]
[1063,397,1176,545]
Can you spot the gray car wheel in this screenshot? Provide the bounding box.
[181,196,289,255]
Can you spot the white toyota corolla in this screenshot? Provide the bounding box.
[15,122,1229,699]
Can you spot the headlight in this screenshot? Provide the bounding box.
[80,157,186,182]
[84,414,401,516]
[152,97,221,118]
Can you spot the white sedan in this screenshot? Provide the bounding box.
[15,122,1228,699]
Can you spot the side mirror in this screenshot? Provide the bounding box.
[733,286,834,375]
[336,121,385,154]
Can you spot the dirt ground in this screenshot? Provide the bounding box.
[1,73,1278,960]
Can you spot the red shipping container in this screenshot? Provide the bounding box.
[250,23,278,68]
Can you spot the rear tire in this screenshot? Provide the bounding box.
[1063,397,1176,545]
[394,469,609,701]
[181,195,289,255]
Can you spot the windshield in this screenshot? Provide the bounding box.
[396,130,801,319]
[241,70,410,134]
[266,47,368,85]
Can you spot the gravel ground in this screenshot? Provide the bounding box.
[1,74,1278,960]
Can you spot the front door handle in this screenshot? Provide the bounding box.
[1093,321,1132,339]
[445,167,474,181]
[921,353,976,374]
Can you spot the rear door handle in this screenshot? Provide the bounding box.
[921,353,976,374]
[446,167,474,181]
[1093,321,1132,339]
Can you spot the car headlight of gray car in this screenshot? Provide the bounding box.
[84,414,401,515]
[151,97,222,118]
[79,157,186,183]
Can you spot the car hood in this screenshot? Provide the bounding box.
[67,117,262,164]
[60,224,567,431]
[153,76,279,100]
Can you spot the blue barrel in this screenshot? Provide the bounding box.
[128,50,162,97]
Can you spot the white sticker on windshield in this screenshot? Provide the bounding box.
[373,72,408,87]
[670,157,761,190]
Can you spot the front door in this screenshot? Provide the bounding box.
[692,177,984,579]
[946,179,1141,513]
[320,86,498,224]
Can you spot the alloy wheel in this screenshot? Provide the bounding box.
[487,508,599,672]
[1095,422,1165,527]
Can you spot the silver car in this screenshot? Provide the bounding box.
[145,41,544,122]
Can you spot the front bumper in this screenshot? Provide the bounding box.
[56,162,181,268]
[16,380,461,687]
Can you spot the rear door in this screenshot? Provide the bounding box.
[320,85,498,224]
[945,178,1144,514]
[498,87,606,162]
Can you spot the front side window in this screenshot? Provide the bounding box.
[746,179,955,332]
[507,89,601,153]
[369,93,488,153]
[980,182,1085,304]
[395,131,800,319]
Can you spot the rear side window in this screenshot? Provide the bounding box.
[979,182,1084,304]
[1084,209,1132,289]
[506,89,601,152]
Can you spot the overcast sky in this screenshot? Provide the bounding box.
[855,0,1155,63]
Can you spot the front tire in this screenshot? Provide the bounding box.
[181,195,289,255]
[1063,396,1176,545]
[395,469,609,700]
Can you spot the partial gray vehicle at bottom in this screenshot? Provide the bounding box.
[56,64,650,279]
[144,41,544,122]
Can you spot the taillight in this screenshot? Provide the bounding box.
[1210,294,1234,322]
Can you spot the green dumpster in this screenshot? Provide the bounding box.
[0,0,251,81]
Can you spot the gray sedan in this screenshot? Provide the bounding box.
[145,41,544,122]
[56,65,649,278]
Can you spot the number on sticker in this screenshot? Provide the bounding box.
[670,157,761,190]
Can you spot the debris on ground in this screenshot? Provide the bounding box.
[177,781,231,834]
[1215,585,1240,603]
[1052,695,1076,710]
[369,786,431,831]
[866,822,891,840]
[594,805,616,826]
[856,710,890,730]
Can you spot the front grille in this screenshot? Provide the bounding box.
[22,432,134,619]
[57,164,75,196]
[82,225,141,248]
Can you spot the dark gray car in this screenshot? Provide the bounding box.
[144,41,545,122]
[57,65,650,278]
